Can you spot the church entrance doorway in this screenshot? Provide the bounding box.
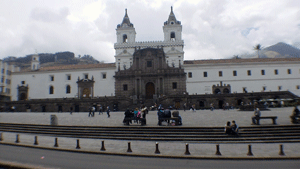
[145,82,155,99]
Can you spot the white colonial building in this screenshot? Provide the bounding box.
[9,7,300,102]
[0,59,20,97]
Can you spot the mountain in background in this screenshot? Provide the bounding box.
[238,42,300,59]
[3,52,100,69]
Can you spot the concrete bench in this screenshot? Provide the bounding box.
[123,117,146,126]
[254,116,277,125]
[158,117,179,126]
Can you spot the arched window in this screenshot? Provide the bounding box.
[170,32,175,41]
[49,86,54,94]
[123,34,128,43]
[66,85,71,94]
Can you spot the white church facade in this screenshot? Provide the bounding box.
[7,7,300,111]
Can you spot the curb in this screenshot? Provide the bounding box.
[1,142,300,160]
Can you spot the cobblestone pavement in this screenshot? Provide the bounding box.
[0,107,300,158]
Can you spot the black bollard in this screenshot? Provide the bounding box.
[100,140,106,151]
[155,142,160,154]
[127,142,132,153]
[76,139,81,149]
[184,143,191,155]
[247,144,253,156]
[54,137,59,147]
[15,134,20,143]
[279,144,285,156]
[215,144,221,155]
[34,136,38,145]
[0,133,3,141]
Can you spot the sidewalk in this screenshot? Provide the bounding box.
[0,107,300,159]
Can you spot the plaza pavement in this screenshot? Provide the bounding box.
[0,107,300,159]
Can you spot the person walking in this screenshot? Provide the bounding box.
[98,104,103,115]
[106,106,110,118]
[70,107,73,115]
[88,106,93,117]
[183,103,186,111]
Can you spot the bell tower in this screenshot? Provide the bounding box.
[31,53,40,70]
[115,9,136,71]
[162,7,184,68]
[163,6,182,42]
[116,9,136,44]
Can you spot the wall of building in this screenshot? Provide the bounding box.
[185,61,300,96]
[11,67,116,101]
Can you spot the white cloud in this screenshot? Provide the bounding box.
[0,0,300,61]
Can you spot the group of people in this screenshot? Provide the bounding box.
[123,106,148,124]
[224,120,239,135]
[157,107,182,125]
[88,105,110,118]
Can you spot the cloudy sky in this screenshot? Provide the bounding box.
[0,0,300,62]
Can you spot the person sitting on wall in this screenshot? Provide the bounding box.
[225,121,231,135]
[230,120,239,135]
[291,106,300,124]
[252,108,261,125]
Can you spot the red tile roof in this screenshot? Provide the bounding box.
[22,63,115,72]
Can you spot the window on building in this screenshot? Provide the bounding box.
[287,69,292,74]
[233,70,237,76]
[243,87,247,93]
[274,69,278,75]
[84,74,88,79]
[6,79,10,84]
[1,77,4,83]
[247,70,251,76]
[123,84,128,91]
[261,70,265,75]
[66,75,71,80]
[66,85,71,94]
[170,32,175,41]
[6,70,11,75]
[297,85,300,90]
[123,34,128,43]
[6,88,10,94]
[263,86,266,91]
[50,75,54,81]
[147,61,152,67]
[219,71,223,77]
[278,86,282,91]
[102,73,106,79]
[21,81,25,84]
[203,72,207,77]
[172,82,177,89]
[49,86,54,94]
[188,72,192,78]
[1,69,4,73]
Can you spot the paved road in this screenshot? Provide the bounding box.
[1,144,300,169]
